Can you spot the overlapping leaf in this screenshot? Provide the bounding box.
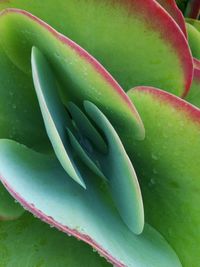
[0,139,182,267]
[0,1,193,96]
[0,212,110,267]
[156,0,187,36]
[0,8,144,148]
[128,86,200,267]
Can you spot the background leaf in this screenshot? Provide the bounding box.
[128,86,200,267]
[0,212,111,267]
[0,0,193,96]
[0,183,24,221]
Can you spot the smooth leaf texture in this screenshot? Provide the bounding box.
[0,8,145,147]
[0,48,50,151]
[66,128,106,181]
[30,45,144,235]
[186,18,200,32]
[31,46,85,188]
[0,212,111,267]
[128,86,200,267]
[0,2,193,96]
[0,183,24,221]
[185,67,200,107]
[156,0,187,36]
[0,139,182,267]
[84,101,144,234]
[186,22,200,60]
[67,102,107,154]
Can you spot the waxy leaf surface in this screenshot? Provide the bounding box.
[0,139,181,267]
[84,101,144,234]
[31,46,85,188]
[156,0,187,36]
[185,67,200,107]
[128,86,200,267]
[0,2,193,96]
[0,8,144,147]
[186,22,200,60]
[0,48,50,151]
[0,183,24,221]
[0,212,111,267]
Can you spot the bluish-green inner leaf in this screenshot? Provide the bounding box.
[31,46,86,188]
[31,46,144,234]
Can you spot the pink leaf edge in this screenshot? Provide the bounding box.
[130,86,200,123]
[0,176,126,267]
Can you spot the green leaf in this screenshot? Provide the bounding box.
[0,139,181,267]
[0,212,111,267]
[185,67,200,107]
[31,46,85,188]
[128,86,200,267]
[186,22,200,59]
[0,8,145,147]
[186,18,200,31]
[84,101,144,234]
[0,3,193,96]
[0,48,50,151]
[0,183,24,221]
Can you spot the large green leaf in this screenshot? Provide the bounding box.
[0,212,110,267]
[0,183,24,221]
[0,2,193,96]
[0,139,181,267]
[0,8,144,147]
[128,86,200,267]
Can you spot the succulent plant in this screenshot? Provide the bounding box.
[0,1,200,267]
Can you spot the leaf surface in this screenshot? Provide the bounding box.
[84,101,144,234]
[0,48,50,151]
[0,2,193,96]
[186,22,200,60]
[185,67,200,107]
[0,139,181,267]
[156,0,187,36]
[31,46,85,188]
[128,86,200,267]
[0,183,24,221]
[0,212,111,267]
[0,8,145,146]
